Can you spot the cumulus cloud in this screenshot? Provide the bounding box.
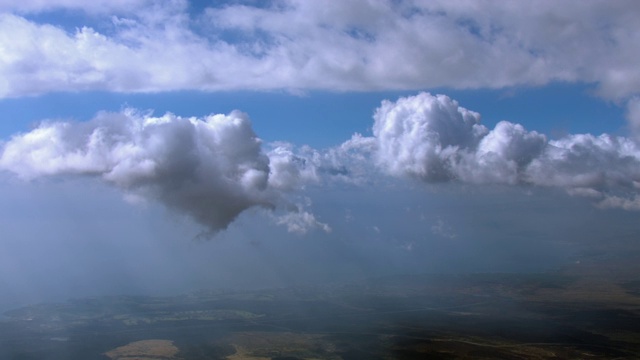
[526,134,640,189]
[458,121,547,184]
[373,92,487,182]
[239,91,640,212]
[0,109,327,234]
[266,142,320,191]
[0,1,639,101]
[369,92,640,209]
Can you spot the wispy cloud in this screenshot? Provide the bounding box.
[431,218,456,239]
[273,209,331,235]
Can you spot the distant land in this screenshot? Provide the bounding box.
[2,245,640,360]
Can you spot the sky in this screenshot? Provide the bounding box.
[1,0,640,311]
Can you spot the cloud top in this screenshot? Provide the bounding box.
[373,93,487,182]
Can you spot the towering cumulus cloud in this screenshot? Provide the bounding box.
[371,93,640,208]
[373,93,488,182]
[0,110,281,233]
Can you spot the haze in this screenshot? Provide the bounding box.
[1,0,639,330]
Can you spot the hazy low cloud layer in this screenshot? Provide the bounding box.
[0,0,639,101]
[0,110,329,234]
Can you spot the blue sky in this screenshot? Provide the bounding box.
[1,0,640,309]
[0,84,627,148]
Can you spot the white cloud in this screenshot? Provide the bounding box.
[458,121,547,184]
[273,209,332,235]
[0,109,320,234]
[266,142,319,191]
[0,0,151,14]
[370,92,640,210]
[526,134,640,189]
[265,135,378,188]
[204,90,640,213]
[3,89,640,239]
[0,1,639,100]
[373,92,486,182]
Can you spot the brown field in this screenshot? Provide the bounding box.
[104,339,179,360]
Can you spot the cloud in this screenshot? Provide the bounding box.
[2,90,640,240]
[369,92,640,210]
[266,135,378,188]
[373,92,487,182]
[273,209,331,235]
[266,142,320,191]
[526,134,640,189]
[0,0,151,14]
[0,109,324,234]
[0,108,374,236]
[214,91,640,213]
[458,121,547,184]
[0,1,639,100]
[626,97,640,140]
[431,218,456,239]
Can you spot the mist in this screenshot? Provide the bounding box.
[1,170,633,314]
[1,92,639,320]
